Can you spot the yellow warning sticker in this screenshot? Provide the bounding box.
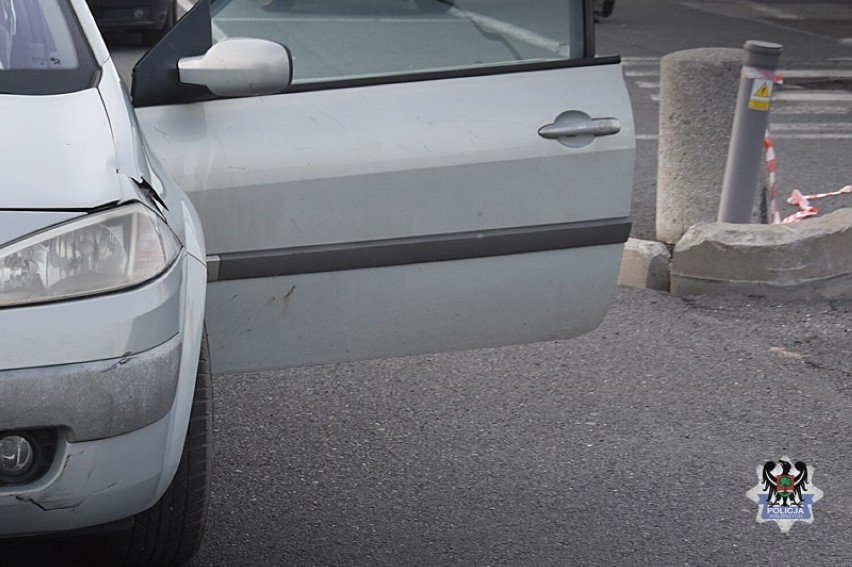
[749,79,773,111]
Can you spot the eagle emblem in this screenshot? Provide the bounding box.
[746,456,823,533]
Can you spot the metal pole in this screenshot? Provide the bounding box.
[718,40,783,223]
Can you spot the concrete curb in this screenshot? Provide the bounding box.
[671,209,852,299]
[618,208,852,300]
[618,238,671,292]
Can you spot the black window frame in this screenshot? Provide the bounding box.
[134,0,615,107]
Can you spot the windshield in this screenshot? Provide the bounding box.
[0,0,97,94]
[211,0,586,86]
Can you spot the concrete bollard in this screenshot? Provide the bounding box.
[656,48,743,244]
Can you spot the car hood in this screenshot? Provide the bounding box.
[0,88,138,210]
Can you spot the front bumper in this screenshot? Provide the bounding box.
[0,411,183,536]
[0,335,181,442]
[0,249,208,536]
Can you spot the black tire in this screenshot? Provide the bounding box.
[141,1,177,46]
[86,330,213,567]
[258,0,296,10]
[413,0,454,13]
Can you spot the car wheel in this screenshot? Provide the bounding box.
[141,1,177,46]
[258,0,296,10]
[413,0,454,13]
[85,330,213,567]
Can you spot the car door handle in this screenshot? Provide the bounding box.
[538,117,622,140]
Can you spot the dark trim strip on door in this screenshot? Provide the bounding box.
[285,56,622,95]
[207,217,631,282]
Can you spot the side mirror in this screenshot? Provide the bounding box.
[178,38,293,98]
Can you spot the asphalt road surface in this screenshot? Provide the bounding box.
[196,288,852,566]
[7,288,852,565]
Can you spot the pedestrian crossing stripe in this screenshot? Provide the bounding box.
[749,79,773,111]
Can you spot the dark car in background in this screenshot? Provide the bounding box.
[85,0,176,43]
[595,0,615,19]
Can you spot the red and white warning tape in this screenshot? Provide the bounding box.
[764,132,781,223]
[783,189,818,223]
[782,185,852,224]
[763,131,851,223]
[741,66,784,83]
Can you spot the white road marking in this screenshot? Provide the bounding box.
[771,123,852,132]
[625,70,660,77]
[621,57,662,64]
[782,70,852,79]
[774,92,852,102]
[741,1,802,20]
[626,66,851,80]
[637,133,852,140]
[772,133,852,139]
[773,106,850,115]
[636,81,660,89]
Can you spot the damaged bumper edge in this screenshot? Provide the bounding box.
[0,413,178,537]
[0,334,182,442]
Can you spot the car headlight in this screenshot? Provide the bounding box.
[0,203,181,308]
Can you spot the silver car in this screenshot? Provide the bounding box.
[0,0,633,564]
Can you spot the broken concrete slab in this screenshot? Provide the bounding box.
[670,208,852,299]
[618,238,672,292]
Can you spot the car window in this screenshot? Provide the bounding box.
[0,0,97,94]
[210,0,586,87]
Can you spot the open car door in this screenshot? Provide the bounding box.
[132,0,634,373]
